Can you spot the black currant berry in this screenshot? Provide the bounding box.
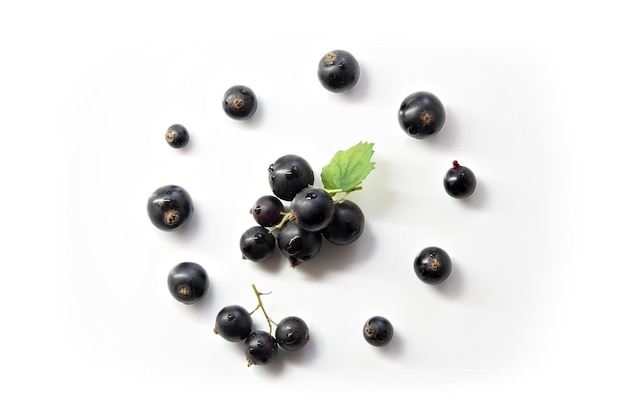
[250,195,285,227]
[275,316,310,352]
[147,185,194,231]
[363,316,394,347]
[244,330,279,366]
[277,221,323,268]
[321,199,364,245]
[268,154,314,201]
[398,91,446,139]
[317,49,360,93]
[164,124,189,149]
[214,305,254,342]
[167,262,209,305]
[290,187,335,232]
[414,246,452,285]
[223,85,257,120]
[239,226,276,262]
[444,160,476,199]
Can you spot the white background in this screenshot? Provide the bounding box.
[2,1,625,416]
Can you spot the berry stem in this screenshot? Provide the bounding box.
[250,284,278,333]
[324,185,363,195]
[268,211,294,233]
[325,185,363,202]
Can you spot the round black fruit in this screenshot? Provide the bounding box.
[363,316,394,347]
[147,185,194,231]
[322,199,364,245]
[414,246,452,284]
[214,305,254,342]
[223,85,257,120]
[268,154,314,201]
[444,160,477,199]
[244,330,279,366]
[277,221,323,268]
[398,91,446,139]
[239,226,276,262]
[164,124,189,149]
[290,187,335,232]
[250,195,285,227]
[275,316,310,351]
[317,49,360,93]
[167,262,209,305]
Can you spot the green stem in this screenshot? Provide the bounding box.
[268,211,294,233]
[325,185,362,197]
[251,284,278,333]
[325,185,363,203]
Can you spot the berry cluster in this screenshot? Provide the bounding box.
[239,143,373,268]
[213,285,310,366]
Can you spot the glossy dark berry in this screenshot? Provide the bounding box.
[290,187,335,232]
[250,195,285,227]
[268,154,314,201]
[214,305,254,342]
[321,200,364,245]
[244,330,278,366]
[167,262,209,305]
[239,226,276,262]
[275,316,310,352]
[363,316,394,347]
[164,124,189,148]
[414,246,452,285]
[444,160,476,199]
[398,91,446,139]
[146,185,194,231]
[223,85,257,120]
[277,221,323,268]
[317,49,360,93]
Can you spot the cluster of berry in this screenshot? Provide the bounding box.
[240,153,366,268]
[213,285,309,366]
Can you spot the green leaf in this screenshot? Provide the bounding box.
[321,142,375,193]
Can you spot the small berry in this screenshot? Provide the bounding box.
[223,85,257,120]
[290,187,335,232]
[167,262,209,305]
[250,195,285,227]
[164,124,189,148]
[398,91,446,139]
[317,49,360,93]
[146,185,194,231]
[444,160,476,199]
[239,226,276,262]
[244,330,278,366]
[414,246,452,284]
[275,316,310,351]
[321,200,364,245]
[214,305,254,342]
[363,316,394,347]
[277,221,323,268]
[268,154,314,201]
